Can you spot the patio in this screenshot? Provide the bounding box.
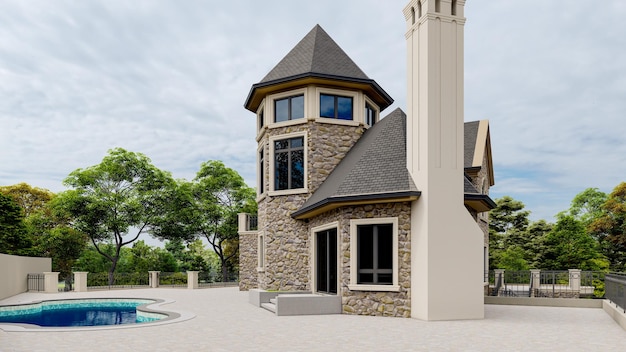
[1,287,625,351]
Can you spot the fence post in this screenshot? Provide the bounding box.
[494,269,505,295]
[530,269,540,297]
[187,271,199,289]
[74,272,89,292]
[149,271,160,288]
[569,269,581,292]
[43,272,59,293]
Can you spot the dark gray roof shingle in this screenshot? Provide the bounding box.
[464,120,479,168]
[261,25,369,84]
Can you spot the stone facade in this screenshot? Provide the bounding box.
[238,231,257,291]
[308,202,412,318]
[253,119,365,292]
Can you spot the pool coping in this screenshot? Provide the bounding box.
[0,297,195,332]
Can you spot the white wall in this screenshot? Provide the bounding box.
[0,253,51,300]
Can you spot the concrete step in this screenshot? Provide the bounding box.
[260,302,276,314]
[269,298,277,305]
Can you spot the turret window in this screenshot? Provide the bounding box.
[320,94,353,120]
[274,136,304,190]
[365,103,377,126]
[275,94,304,123]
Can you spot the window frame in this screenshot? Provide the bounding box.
[349,217,400,292]
[319,93,354,120]
[257,232,265,272]
[274,94,305,123]
[311,222,340,295]
[257,145,265,197]
[268,131,308,196]
[364,99,378,127]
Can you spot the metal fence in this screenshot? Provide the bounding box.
[605,273,626,312]
[27,273,45,292]
[86,272,150,290]
[487,270,605,298]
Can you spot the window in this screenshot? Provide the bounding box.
[275,95,304,123]
[349,217,399,292]
[435,0,441,13]
[259,148,264,194]
[357,224,393,285]
[258,109,264,131]
[411,7,415,24]
[274,136,304,190]
[451,0,457,16]
[320,94,353,120]
[365,103,377,126]
[417,1,422,18]
[258,234,265,271]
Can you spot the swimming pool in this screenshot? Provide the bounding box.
[0,298,167,328]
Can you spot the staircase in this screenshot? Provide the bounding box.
[250,289,342,316]
[260,298,277,313]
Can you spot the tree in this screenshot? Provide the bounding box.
[187,161,256,282]
[489,196,532,269]
[54,148,183,285]
[0,193,31,255]
[541,215,606,270]
[39,227,87,289]
[0,183,54,217]
[590,182,626,270]
[560,188,607,227]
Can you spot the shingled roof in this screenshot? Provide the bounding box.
[260,24,369,83]
[292,109,495,219]
[244,25,393,112]
[292,108,419,219]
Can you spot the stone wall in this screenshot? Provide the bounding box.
[238,231,258,291]
[255,120,365,292]
[309,202,412,318]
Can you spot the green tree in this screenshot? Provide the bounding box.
[489,196,531,269]
[0,193,31,255]
[0,183,54,217]
[498,245,530,271]
[54,148,183,285]
[560,188,608,227]
[187,161,256,282]
[542,215,606,270]
[39,227,87,289]
[590,182,626,270]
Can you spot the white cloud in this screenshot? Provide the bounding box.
[0,0,624,225]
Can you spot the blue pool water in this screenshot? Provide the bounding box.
[0,299,165,327]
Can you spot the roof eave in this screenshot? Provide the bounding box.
[291,190,421,220]
[244,73,394,112]
[464,193,497,212]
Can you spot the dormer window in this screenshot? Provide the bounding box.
[320,94,353,120]
[275,94,304,123]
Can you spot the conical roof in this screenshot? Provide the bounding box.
[260,25,369,83]
[244,25,393,112]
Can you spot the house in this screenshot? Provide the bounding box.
[238,0,495,320]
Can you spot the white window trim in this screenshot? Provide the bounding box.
[363,96,380,127]
[268,88,308,125]
[257,232,265,272]
[315,87,359,121]
[268,131,308,196]
[348,217,400,292]
[310,222,340,295]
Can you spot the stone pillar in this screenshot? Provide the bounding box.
[149,271,160,288]
[74,272,88,292]
[187,271,199,289]
[569,269,581,291]
[238,213,248,232]
[43,272,59,293]
[530,270,541,297]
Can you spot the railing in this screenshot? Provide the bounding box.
[86,272,150,290]
[27,273,45,292]
[486,270,605,299]
[159,272,187,287]
[605,273,626,312]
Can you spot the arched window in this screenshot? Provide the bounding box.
[411,7,415,25]
[451,0,457,16]
[417,1,422,18]
[435,0,441,13]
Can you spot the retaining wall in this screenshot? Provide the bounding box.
[0,253,51,300]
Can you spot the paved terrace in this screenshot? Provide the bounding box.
[1,287,625,351]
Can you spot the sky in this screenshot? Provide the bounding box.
[1,0,625,226]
